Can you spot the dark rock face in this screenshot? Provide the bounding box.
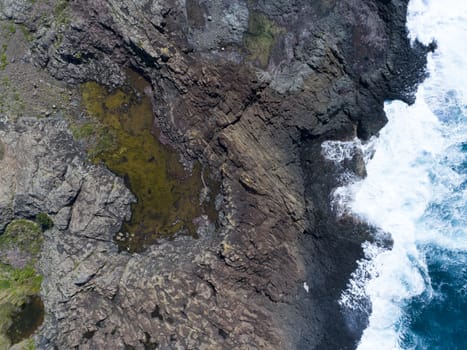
[0,0,432,349]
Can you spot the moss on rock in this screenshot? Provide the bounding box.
[0,220,43,261]
[244,12,282,68]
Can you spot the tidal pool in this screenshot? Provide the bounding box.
[80,71,218,252]
[6,295,44,345]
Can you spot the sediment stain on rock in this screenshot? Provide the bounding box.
[80,72,218,252]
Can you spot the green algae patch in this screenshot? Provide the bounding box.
[80,72,218,252]
[244,12,283,68]
[0,219,44,349]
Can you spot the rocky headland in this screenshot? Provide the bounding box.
[0,0,432,349]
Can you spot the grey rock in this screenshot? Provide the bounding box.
[68,167,133,241]
[0,0,32,21]
[187,0,249,51]
[52,206,72,230]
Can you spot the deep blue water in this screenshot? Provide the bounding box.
[401,248,467,349]
[399,94,467,349]
[324,1,467,348]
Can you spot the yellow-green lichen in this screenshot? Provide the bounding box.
[244,12,282,68]
[80,72,218,252]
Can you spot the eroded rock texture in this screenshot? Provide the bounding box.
[0,0,432,349]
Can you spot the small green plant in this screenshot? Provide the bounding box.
[25,338,36,350]
[1,22,16,36]
[7,23,16,35]
[18,25,33,42]
[35,213,53,231]
[0,52,7,70]
[13,91,21,101]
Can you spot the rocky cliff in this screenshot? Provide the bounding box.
[0,0,431,349]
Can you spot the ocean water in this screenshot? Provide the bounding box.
[324,0,467,349]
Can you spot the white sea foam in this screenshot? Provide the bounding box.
[335,1,467,349]
[321,139,361,163]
